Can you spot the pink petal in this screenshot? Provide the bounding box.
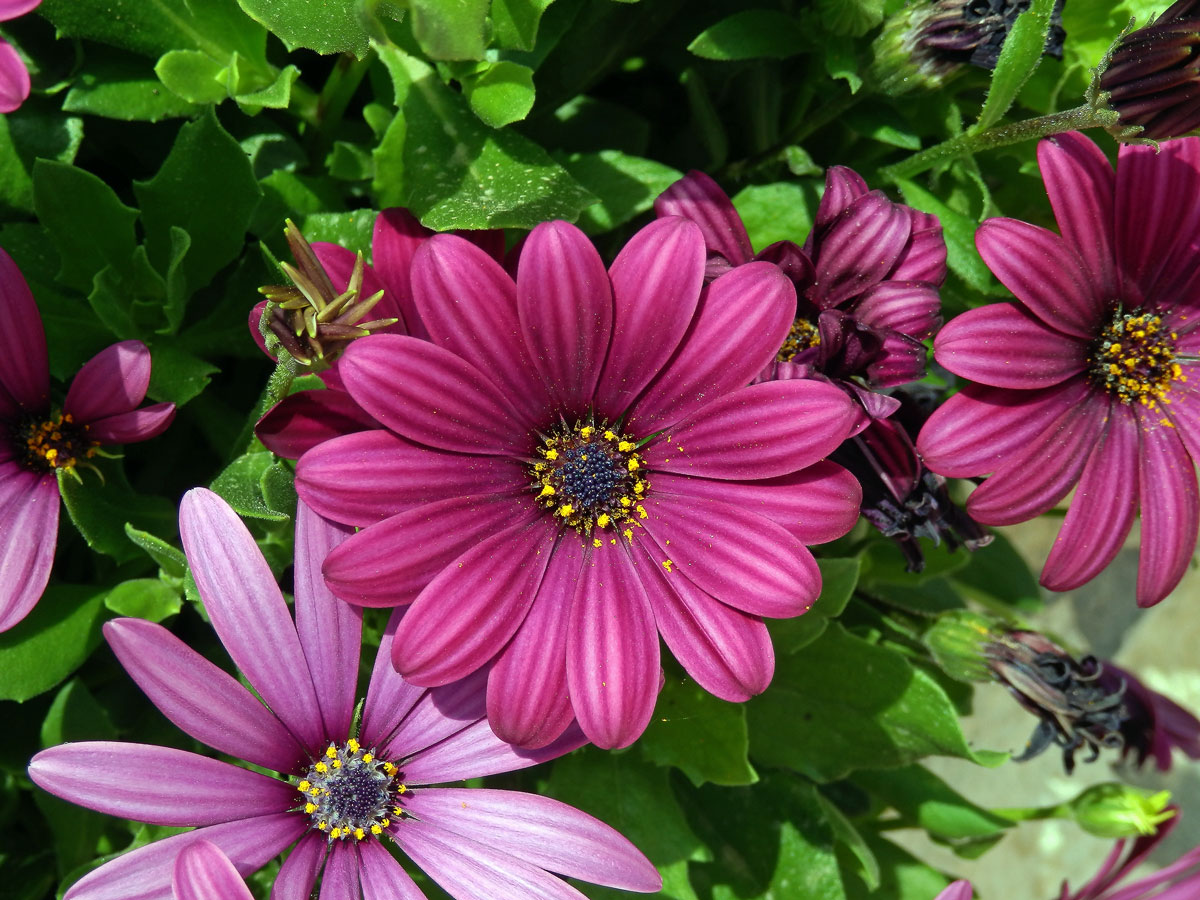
[378,667,489,761]
[339,335,528,455]
[0,471,57,633]
[644,379,859,479]
[890,208,946,284]
[516,221,613,414]
[866,332,930,388]
[256,389,378,460]
[317,841,359,900]
[654,170,754,265]
[631,262,796,430]
[0,246,48,409]
[359,610,426,751]
[0,39,30,115]
[357,839,425,900]
[594,217,706,417]
[639,491,820,618]
[321,493,535,606]
[64,341,152,423]
[566,544,660,749]
[404,788,661,892]
[28,743,293,825]
[811,191,911,307]
[1037,132,1117,297]
[172,841,255,900]
[811,166,869,237]
[103,618,307,773]
[399,716,587,783]
[412,234,551,425]
[390,519,557,685]
[87,402,176,445]
[373,206,432,341]
[934,303,1087,389]
[269,833,326,900]
[975,219,1103,339]
[851,281,941,340]
[1041,403,1139,591]
[0,1,41,20]
[1136,416,1200,607]
[934,881,974,900]
[179,489,324,751]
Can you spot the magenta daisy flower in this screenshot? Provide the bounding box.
[917,132,1200,607]
[0,247,175,632]
[295,216,863,749]
[655,168,945,416]
[0,0,39,114]
[29,489,659,900]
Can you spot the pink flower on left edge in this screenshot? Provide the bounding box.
[0,0,40,114]
[917,132,1200,607]
[0,247,175,632]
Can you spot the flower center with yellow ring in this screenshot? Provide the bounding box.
[297,740,406,842]
[776,317,821,362]
[1090,310,1184,409]
[19,413,98,473]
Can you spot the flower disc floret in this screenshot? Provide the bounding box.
[1090,310,1183,409]
[299,740,404,841]
[18,412,98,472]
[776,317,822,362]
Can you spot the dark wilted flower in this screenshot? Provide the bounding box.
[1095,0,1200,141]
[1096,662,1200,772]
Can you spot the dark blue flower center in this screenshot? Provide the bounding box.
[1089,310,1182,409]
[298,741,405,842]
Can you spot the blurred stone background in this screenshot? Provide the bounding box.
[889,519,1200,898]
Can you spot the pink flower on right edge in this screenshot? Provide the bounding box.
[0,0,39,113]
[917,131,1200,607]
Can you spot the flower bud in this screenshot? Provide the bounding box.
[925,611,1002,682]
[1067,783,1175,839]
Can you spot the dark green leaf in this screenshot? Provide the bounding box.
[41,679,117,746]
[124,524,187,578]
[235,64,301,111]
[0,109,84,215]
[410,0,490,60]
[325,141,375,181]
[816,0,884,36]
[58,462,176,563]
[147,341,219,407]
[236,0,371,57]
[842,830,953,900]
[950,531,1042,612]
[260,461,298,521]
[491,0,555,51]
[732,181,816,252]
[103,579,183,622]
[210,450,290,521]
[769,556,861,654]
[688,10,807,61]
[823,36,863,94]
[556,150,681,234]
[63,54,201,121]
[816,792,880,891]
[854,766,1013,842]
[0,586,107,702]
[300,210,378,255]
[973,0,1057,132]
[863,539,971,585]
[463,61,536,128]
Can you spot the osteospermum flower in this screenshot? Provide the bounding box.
[917,132,1200,607]
[0,0,39,113]
[296,217,864,749]
[1096,662,1200,772]
[656,169,945,417]
[28,489,659,900]
[0,247,175,632]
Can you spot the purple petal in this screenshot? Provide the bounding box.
[29,743,293,825]
[62,814,304,900]
[294,501,361,742]
[851,281,941,340]
[318,841,360,900]
[64,341,152,423]
[412,234,551,425]
[256,389,378,460]
[975,219,1102,339]
[631,262,796,430]
[378,668,489,762]
[269,833,326,900]
[103,618,307,773]
[87,402,176,445]
[390,519,556,685]
[403,788,661,892]
[934,881,974,900]
[358,839,425,900]
[172,841,255,900]
[594,217,706,417]
[934,303,1086,389]
[486,540,580,749]
[640,491,820,618]
[1037,132,1117,297]
[811,166,868,238]
[1041,403,1139,591]
[1136,416,1199,607]
[566,544,660,749]
[637,539,774,701]
[890,208,946,284]
[359,610,426,751]
[373,207,432,341]
[0,471,57,633]
[0,246,48,409]
[654,170,754,266]
[517,221,613,413]
[866,332,930,388]
[810,191,910,307]
[644,379,859,479]
[0,40,30,115]
[312,241,397,330]
[0,1,43,20]
[321,494,536,606]
[179,488,324,751]
[339,335,527,455]
[916,379,1090,478]
[401,718,587,784]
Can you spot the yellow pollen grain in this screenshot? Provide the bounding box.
[623,528,633,541]
[347,739,359,753]
[604,430,616,440]
[298,780,311,792]
[330,827,342,839]
[662,560,673,572]
[593,538,602,548]
[545,448,558,461]
[627,458,639,471]
[539,484,555,497]
[618,440,634,452]
[580,426,593,438]
[637,505,647,519]
[332,759,342,768]
[361,753,372,763]
[314,762,327,774]
[354,828,365,840]
[326,746,338,759]
[596,513,611,528]
[558,503,574,517]
[305,802,317,813]
[371,824,383,835]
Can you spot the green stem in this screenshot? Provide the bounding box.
[879,104,1120,183]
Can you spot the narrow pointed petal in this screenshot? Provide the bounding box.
[517,221,613,412]
[645,379,859,479]
[413,234,551,424]
[319,841,361,900]
[934,881,974,900]
[566,545,660,749]
[812,191,910,307]
[62,814,304,900]
[632,262,796,430]
[256,389,378,460]
[360,610,426,750]
[377,668,489,761]
[339,335,527,454]
[1136,419,1200,607]
[104,618,306,772]
[975,219,1102,339]
[595,217,706,416]
[270,833,326,900]
[1038,132,1117,296]
[404,788,661,892]
[173,841,255,900]
[390,520,556,685]
[654,170,754,265]
[358,839,425,900]
[87,402,176,445]
[0,247,48,410]
[373,206,432,340]
[1041,404,1139,591]
[934,303,1087,389]
[0,473,57,633]
[64,341,152,423]
[179,489,324,750]
[29,743,293,825]
[402,716,587,783]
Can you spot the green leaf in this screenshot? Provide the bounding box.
[748,624,1003,781]
[104,579,183,622]
[410,0,491,60]
[147,340,219,406]
[134,108,262,301]
[236,0,371,57]
[491,0,555,51]
[300,210,379,254]
[235,64,301,111]
[260,461,298,521]
[463,61,536,128]
[210,450,291,521]
[854,766,1013,842]
[155,50,229,104]
[816,0,884,36]
[373,46,595,229]
[816,792,880,891]
[63,54,201,121]
[556,150,682,234]
[843,831,954,900]
[41,679,117,746]
[688,10,807,61]
[33,161,140,294]
[639,666,757,787]
[972,0,1056,132]
[823,36,863,94]
[949,531,1042,612]
[895,178,994,292]
[124,524,187,578]
[769,556,861,654]
[58,462,176,564]
[732,181,816,253]
[0,110,84,216]
[0,586,107,702]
